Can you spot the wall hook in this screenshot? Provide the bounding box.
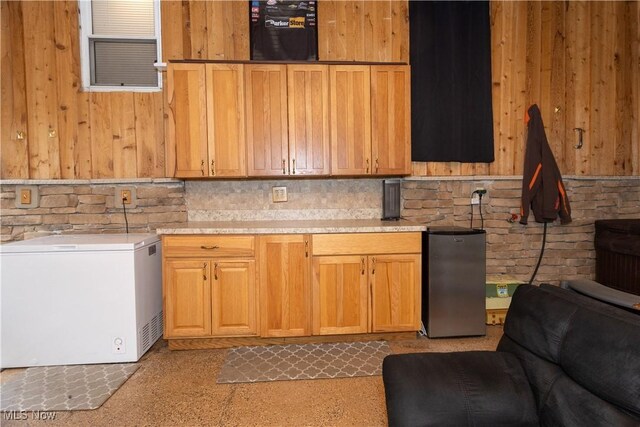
[573,128,584,149]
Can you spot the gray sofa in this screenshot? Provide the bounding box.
[382,284,640,426]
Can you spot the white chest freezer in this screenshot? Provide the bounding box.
[0,233,163,368]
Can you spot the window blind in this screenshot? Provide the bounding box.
[91,0,155,37]
[91,40,158,86]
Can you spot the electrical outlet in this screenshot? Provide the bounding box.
[121,189,132,205]
[115,187,136,208]
[272,186,288,203]
[471,193,480,205]
[15,185,39,208]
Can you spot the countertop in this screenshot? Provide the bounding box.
[156,219,427,235]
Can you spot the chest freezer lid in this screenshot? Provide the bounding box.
[0,233,160,253]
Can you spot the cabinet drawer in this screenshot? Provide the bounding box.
[163,235,255,258]
[312,232,421,256]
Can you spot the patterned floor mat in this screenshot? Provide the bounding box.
[217,341,391,384]
[0,363,139,411]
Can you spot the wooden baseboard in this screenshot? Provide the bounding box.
[167,331,417,350]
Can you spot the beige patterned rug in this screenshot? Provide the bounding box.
[217,341,391,384]
[0,363,139,411]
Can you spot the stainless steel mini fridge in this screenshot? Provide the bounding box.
[423,227,486,337]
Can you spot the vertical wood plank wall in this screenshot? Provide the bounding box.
[1,1,638,179]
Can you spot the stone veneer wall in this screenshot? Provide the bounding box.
[0,180,187,242]
[402,177,640,285]
[2,176,638,287]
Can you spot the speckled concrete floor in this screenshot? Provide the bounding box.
[1,326,502,427]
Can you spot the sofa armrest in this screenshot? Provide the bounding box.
[559,279,640,311]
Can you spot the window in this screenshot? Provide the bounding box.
[78,0,162,91]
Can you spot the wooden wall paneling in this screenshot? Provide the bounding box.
[22,1,60,179]
[564,1,591,176]
[391,0,409,63]
[110,94,137,178]
[589,2,617,176]
[189,0,208,59]
[613,1,634,175]
[89,93,114,178]
[161,0,184,60]
[206,0,226,60]
[52,0,82,179]
[364,2,391,62]
[181,1,192,59]
[135,92,165,178]
[333,1,351,60]
[631,1,640,175]
[230,0,250,60]
[1,0,29,178]
[547,2,567,174]
[317,0,338,61]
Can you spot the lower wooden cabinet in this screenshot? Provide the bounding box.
[162,232,422,346]
[211,260,257,336]
[312,255,369,335]
[164,258,257,338]
[259,235,311,337]
[164,259,212,337]
[370,254,421,332]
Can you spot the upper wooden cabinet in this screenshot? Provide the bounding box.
[287,65,330,176]
[168,61,410,179]
[168,63,246,178]
[245,64,330,177]
[330,66,372,175]
[245,65,289,176]
[371,66,411,175]
[330,65,411,176]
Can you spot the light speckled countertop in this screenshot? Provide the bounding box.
[156,219,427,235]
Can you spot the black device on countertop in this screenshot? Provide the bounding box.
[382,179,401,220]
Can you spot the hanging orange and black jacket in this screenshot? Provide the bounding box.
[520,104,571,225]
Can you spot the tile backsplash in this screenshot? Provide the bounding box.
[186,179,384,221]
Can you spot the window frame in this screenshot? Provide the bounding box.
[78,0,163,92]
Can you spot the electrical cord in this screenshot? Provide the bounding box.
[122,197,129,234]
[478,193,484,230]
[529,221,548,285]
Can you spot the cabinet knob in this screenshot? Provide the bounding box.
[305,240,309,258]
[371,257,376,274]
[200,160,205,176]
[361,257,365,275]
[210,160,215,176]
[292,159,296,175]
[282,159,286,174]
[214,263,218,280]
[366,159,370,174]
[375,158,379,173]
[203,262,207,280]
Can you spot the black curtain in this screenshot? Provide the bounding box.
[410,1,494,163]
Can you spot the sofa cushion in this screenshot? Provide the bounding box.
[382,351,538,427]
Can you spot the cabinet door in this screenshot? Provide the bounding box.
[206,64,246,177]
[245,64,289,176]
[164,259,211,337]
[371,66,411,175]
[168,63,209,178]
[259,235,311,337]
[330,66,371,175]
[371,254,421,332]
[287,65,330,176]
[211,260,257,336]
[312,255,369,335]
